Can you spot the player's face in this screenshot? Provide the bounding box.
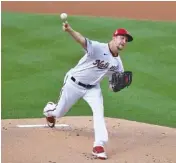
[114,35,128,51]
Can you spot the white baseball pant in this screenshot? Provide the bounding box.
[50,74,108,147]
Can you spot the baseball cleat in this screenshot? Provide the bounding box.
[46,116,56,128]
[43,102,56,128]
[92,146,108,160]
[43,102,56,116]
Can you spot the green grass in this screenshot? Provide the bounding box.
[2,12,176,127]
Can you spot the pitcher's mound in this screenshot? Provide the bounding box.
[2,116,176,163]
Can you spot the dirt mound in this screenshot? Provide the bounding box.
[2,117,176,163]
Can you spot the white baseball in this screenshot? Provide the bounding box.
[60,13,68,20]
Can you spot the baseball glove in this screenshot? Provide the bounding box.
[111,71,132,92]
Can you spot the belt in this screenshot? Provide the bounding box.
[71,76,95,89]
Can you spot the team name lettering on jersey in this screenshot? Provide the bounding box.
[109,65,119,71]
[93,60,109,69]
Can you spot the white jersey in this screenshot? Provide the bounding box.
[68,38,124,85]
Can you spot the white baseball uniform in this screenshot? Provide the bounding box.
[48,38,124,147]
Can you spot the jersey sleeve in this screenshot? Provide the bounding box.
[85,38,100,57]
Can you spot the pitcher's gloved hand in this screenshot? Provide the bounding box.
[111,71,132,92]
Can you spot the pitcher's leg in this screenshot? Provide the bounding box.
[44,80,84,118]
[83,86,108,147]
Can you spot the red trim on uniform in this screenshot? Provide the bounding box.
[108,43,118,57]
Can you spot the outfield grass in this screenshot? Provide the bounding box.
[2,12,176,127]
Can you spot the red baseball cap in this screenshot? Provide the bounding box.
[113,28,133,42]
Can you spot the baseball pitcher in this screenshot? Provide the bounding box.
[43,19,133,160]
